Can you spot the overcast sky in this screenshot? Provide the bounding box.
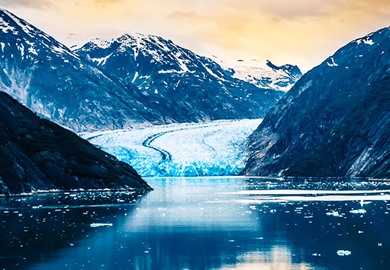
[2,0,390,71]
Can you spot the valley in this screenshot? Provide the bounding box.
[82,119,262,177]
[0,5,389,270]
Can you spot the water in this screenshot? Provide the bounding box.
[1,177,390,270]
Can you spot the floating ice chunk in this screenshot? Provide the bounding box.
[90,223,113,228]
[350,209,366,214]
[359,200,371,207]
[337,250,352,256]
[326,210,343,217]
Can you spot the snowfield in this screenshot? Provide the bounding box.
[81,119,262,177]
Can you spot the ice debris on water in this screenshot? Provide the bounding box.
[90,223,113,228]
[349,209,366,214]
[326,210,343,217]
[337,250,352,256]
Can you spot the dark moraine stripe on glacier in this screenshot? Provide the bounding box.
[142,131,172,161]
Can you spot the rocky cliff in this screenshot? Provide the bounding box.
[244,27,390,178]
[0,92,151,195]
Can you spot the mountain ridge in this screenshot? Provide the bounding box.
[244,26,390,178]
[75,33,299,124]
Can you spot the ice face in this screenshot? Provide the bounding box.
[81,119,262,177]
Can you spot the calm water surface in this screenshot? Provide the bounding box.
[1,177,390,270]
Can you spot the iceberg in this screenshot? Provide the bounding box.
[337,250,352,256]
[90,223,113,228]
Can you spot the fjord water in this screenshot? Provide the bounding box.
[1,177,390,270]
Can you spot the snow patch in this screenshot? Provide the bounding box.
[327,57,338,67]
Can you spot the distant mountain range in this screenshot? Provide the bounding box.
[245,26,390,179]
[75,34,301,126]
[0,9,301,132]
[228,59,302,92]
[0,91,151,195]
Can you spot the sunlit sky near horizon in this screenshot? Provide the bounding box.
[2,0,390,72]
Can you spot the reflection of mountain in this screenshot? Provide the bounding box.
[2,177,389,269]
[0,192,142,269]
[32,177,390,269]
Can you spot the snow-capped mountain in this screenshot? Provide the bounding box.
[0,9,158,132]
[229,59,302,92]
[245,26,390,178]
[75,34,285,123]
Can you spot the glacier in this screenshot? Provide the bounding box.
[81,119,262,177]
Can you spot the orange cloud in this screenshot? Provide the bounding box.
[4,0,390,71]
[1,0,54,9]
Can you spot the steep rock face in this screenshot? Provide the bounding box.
[230,59,302,92]
[0,9,157,132]
[244,27,390,178]
[0,91,151,195]
[76,34,285,123]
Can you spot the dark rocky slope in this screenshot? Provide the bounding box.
[244,27,390,178]
[0,92,151,195]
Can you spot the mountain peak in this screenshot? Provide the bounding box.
[0,8,78,60]
[0,8,34,36]
[230,59,302,92]
[76,33,287,123]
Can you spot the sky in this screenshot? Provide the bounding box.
[2,0,390,72]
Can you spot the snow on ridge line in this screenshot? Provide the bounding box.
[88,32,164,49]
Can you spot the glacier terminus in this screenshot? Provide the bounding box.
[81,119,262,177]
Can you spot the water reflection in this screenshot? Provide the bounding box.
[0,191,144,269]
[1,177,390,270]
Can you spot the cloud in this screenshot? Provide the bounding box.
[93,0,124,5]
[1,0,54,9]
[167,11,205,20]
[3,0,390,72]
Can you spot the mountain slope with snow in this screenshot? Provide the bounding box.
[82,119,261,177]
[0,9,160,132]
[244,27,390,178]
[230,59,302,92]
[76,34,286,123]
